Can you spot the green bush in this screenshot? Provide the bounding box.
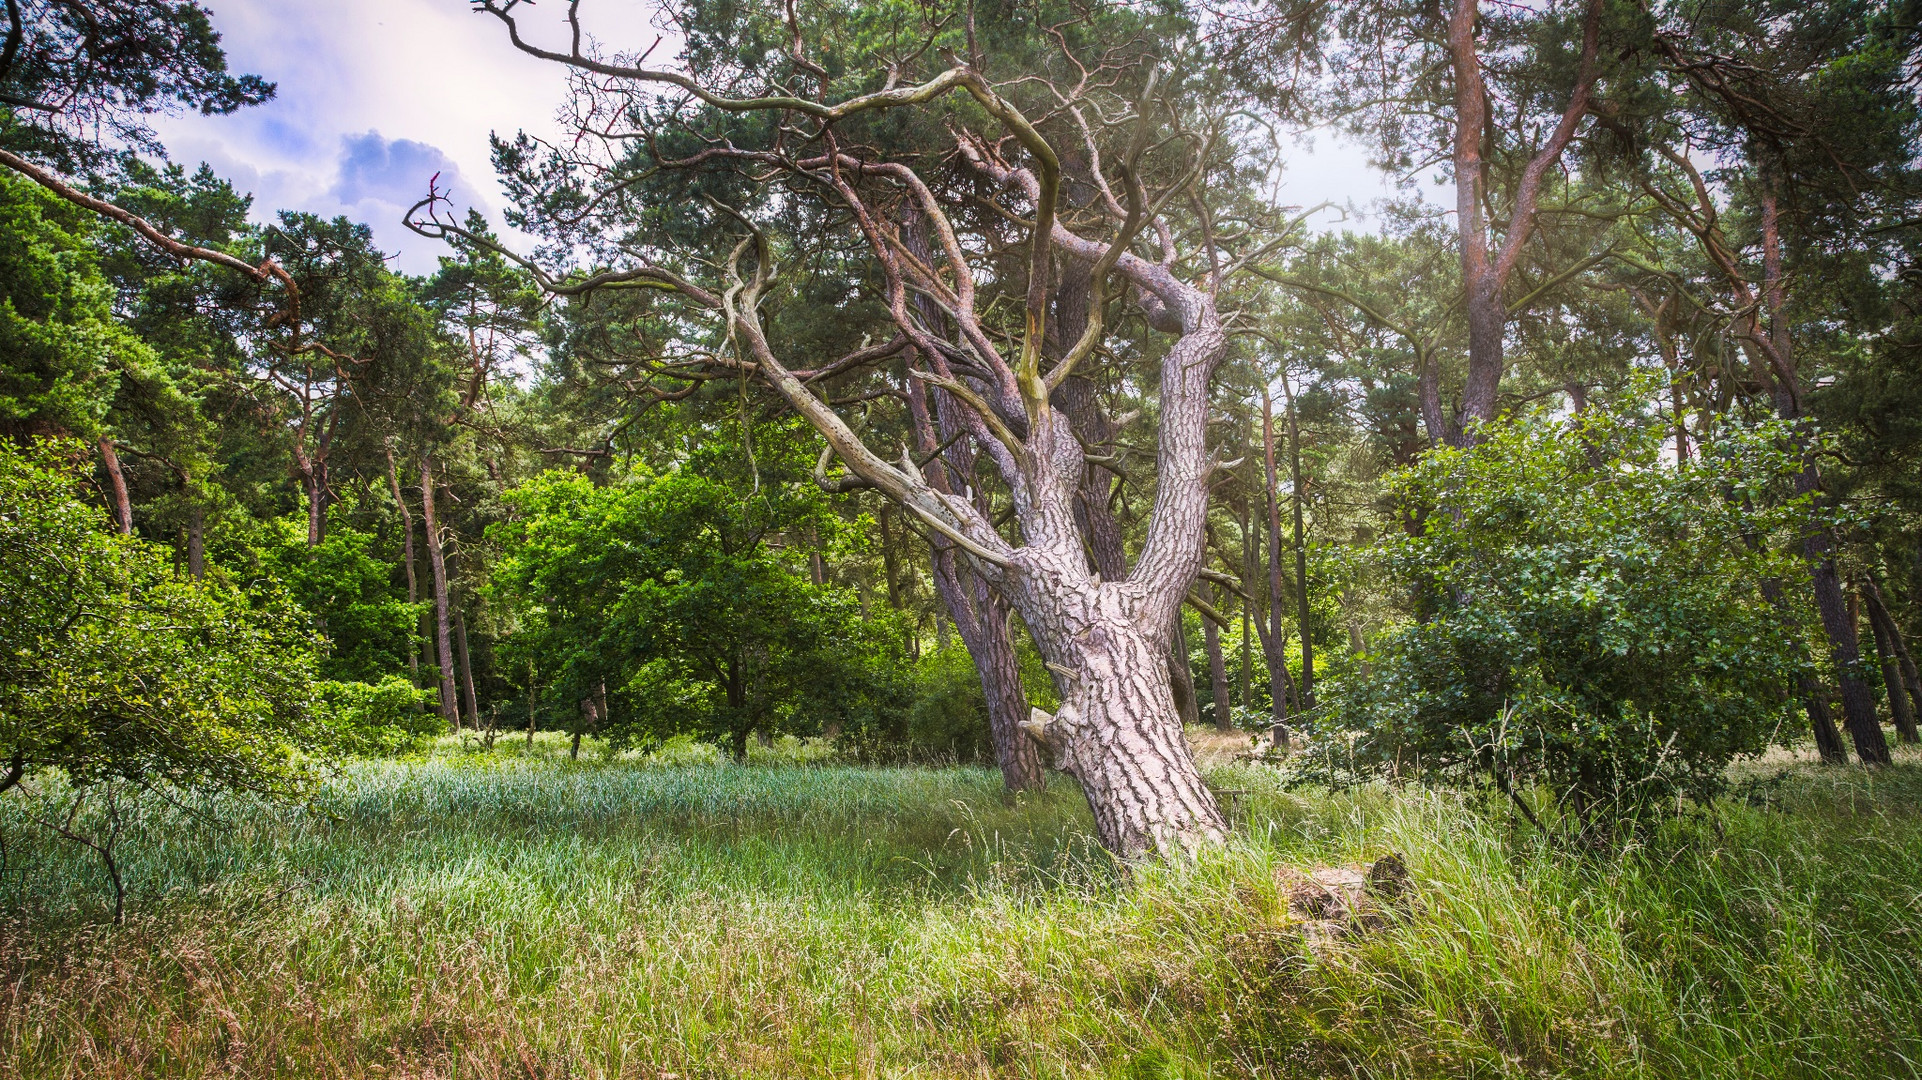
[316,676,441,756]
[902,646,995,762]
[1323,402,1817,826]
[0,438,328,797]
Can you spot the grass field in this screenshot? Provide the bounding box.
[2,734,1919,1079]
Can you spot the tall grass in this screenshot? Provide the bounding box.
[2,737,1917,1078]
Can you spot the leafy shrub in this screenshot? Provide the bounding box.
[1323,403,1816,826]
[901,646,995,762]
[317,676,440,755]
[0,438,328,796]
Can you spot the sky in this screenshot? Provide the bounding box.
[151,0,1437,274]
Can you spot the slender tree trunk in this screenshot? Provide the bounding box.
[1810,551,1890,764]
[98,438,132,535]
[1204,596,1233,731]
[1239,500,1253,713]
[386,448,423,689]
[1800,672,1849,765]
[420,457,459,731]
[1260,390,1293,733]
[295,451,328,547]
[527,664,537,748]
[1862,583,1920,743]
[1746,189,1886,764]
[454,602,481,731]
[1446,0,1601,437]
[186,504,205,580]
[1866,580,1922,733]
[1283,375,1314,712]
[1760,571,1848,763]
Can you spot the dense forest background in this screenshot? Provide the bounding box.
[5,0,1922,850]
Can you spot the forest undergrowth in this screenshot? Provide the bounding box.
[2,737,1917,1080]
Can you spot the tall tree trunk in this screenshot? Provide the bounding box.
[1761,572,1847,763]
[1239,499,1253,713]
[420,457,459,731]
[1055,372,1200,732]
[295,451,328,547]
[1283,374,1315,711]
[740,161,1231,858]
[1810,551,1890,764]
[1203,593,1233,731]
[1260,390,1294,733]
[1750,190,1887,765]
[454,602,481,731]
[1862,583,1920,743]
[98,437,132,535]
[1863,578,1922,734]
[1446,0,1602,438]
[385,448,422,690]
[186,504,205,580]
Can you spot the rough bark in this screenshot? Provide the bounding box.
[420,457,459,731]
[98,438,132,535]
[1862,582,1920,743]
[1017,571,1227,856]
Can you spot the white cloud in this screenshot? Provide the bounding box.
[149,0,1433,269]
[152,0,661,271]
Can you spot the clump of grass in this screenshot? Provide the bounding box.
[1,747,1916,1078]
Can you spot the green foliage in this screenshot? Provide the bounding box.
[0,0,274,169]
[1326,403,1817,822]
[491,459,908,757]
[0,438,327,795]
[315,676,441,756]
[0,174,154,439]
[259,519,419,684]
